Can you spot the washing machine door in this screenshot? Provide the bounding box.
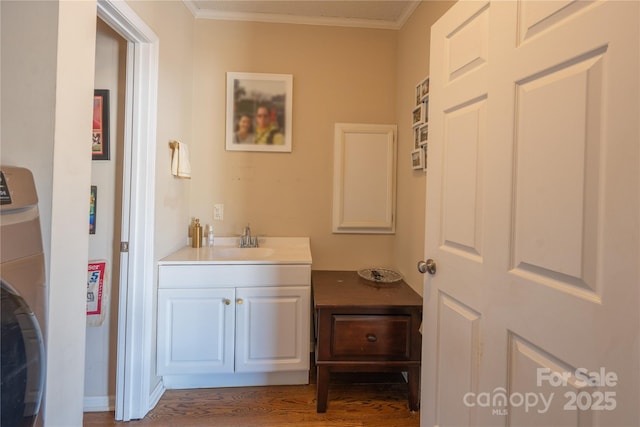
[1,280,45,427]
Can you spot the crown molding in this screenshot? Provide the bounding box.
[183,0,420,30]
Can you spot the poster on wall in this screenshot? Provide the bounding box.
[87,260,109,327]
[92,89,110,160]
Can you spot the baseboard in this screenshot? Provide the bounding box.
[83,395,114,412]
[83,381,165,414]
[149,380,166,411]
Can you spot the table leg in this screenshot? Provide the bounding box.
[407,366,420,411]
[316,365,329,413]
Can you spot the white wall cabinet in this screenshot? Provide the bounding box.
[332,123,397,234]
[157,262,311,389]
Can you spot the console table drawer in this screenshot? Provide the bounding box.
[331,315,411,359]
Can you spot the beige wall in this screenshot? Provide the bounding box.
[187,3,453,293]
[1,1,98,425]
[126,0,196,399]
[393,1,455,293]
[190,20,399,271]
[127,0,195,261]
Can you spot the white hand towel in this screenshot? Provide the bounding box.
[170,141,191,179]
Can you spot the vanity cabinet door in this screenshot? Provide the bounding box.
[157,288,235,375]
[235,286,310,373]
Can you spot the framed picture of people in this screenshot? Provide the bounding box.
[225,72,293,152]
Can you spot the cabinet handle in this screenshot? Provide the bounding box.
[224,299,231,305]
[366,334,377,342]
[237,298,244,305]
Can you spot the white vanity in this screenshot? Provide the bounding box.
[157,237,312,389]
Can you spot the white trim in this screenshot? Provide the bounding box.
[149,380,166,411]
[83,395,115,412]
[182,0,420,30]
[97,0,159,421]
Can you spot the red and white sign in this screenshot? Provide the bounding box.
[87,260,107,319]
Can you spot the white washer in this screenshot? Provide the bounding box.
[1,166,46,426]
[0,166,46,332]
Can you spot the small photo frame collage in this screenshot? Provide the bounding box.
[412,76,429,172]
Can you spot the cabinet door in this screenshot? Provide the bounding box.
[235,286,310,373]
[157,288,235,374]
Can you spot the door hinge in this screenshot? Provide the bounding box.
[120,242,129,253]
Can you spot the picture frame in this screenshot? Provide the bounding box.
[420,76,430,101]
[411,148,424,170]
[92,90,110,160]
[422,143,428,172]
[418,123,429,146]
[89,185,97,234]
[226,72,293,152]
[423,97,429,123]
[414,127,421,149]
[412,103,426,128]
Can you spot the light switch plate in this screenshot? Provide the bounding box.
[214,204,224,220]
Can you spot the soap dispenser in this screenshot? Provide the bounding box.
[206,224,214,247]
[191,218,202,248]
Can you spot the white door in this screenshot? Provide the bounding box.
[235,286,310,373]
[422,1,639,426]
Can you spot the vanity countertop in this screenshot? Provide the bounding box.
[158,237,312,265]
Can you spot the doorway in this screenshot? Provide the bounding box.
[84,16,127,413]
[93,0,159,421]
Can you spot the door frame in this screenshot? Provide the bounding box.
[96,0,158,421]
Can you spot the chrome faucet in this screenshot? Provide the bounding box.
[240,224,259,248]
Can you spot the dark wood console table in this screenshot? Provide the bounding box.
[312,270,423,413]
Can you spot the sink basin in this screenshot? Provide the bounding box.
[159,237,312,265]
[215,247,275,259]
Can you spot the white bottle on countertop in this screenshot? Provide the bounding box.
[206,224,214,247]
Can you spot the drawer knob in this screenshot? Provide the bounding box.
[224,298,231,305]
[366,334,377,343]
[237,298,244,305]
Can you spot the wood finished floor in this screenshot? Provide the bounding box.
[83,371,420,426]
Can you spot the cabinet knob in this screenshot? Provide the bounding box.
[224,298,231,305]
[366,334,377,343]
[237,298,244,305]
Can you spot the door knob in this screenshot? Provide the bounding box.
[237,298,244,305]
[418,259,437,275]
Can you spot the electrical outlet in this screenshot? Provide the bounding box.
[214,204,224,220]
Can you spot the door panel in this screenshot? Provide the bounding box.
[442,97,486,259]
[446,3,489,81]
[157,288,235,375]
[436,293,481,426]
[517,1,593,44]
[507,332,594,426]
[423,1,639,426]
[235,286,310,373]
[512,48,605,293]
